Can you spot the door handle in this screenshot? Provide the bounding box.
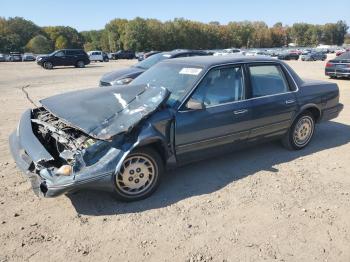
[234,109,248,115]
[285,99,296,104]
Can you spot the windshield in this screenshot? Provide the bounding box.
[49,50,59,56]
[131,62,203,106]
[134,52,168,69]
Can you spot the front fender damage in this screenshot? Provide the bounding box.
[9,85,171,197]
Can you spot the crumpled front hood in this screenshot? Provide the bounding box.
[100,67,145,83]
[40,84,169,140]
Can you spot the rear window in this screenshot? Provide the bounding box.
[248,65,289,98]
[134,52,167,69]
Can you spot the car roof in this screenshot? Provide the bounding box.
[160,55,278,68]
[59,49,84,51]
[162,49,207,57]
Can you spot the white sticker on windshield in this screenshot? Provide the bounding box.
[179,68,202,75]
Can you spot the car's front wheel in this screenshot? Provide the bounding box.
[43,61,53,69]
[113,147,164,201]
[282,112,315,150]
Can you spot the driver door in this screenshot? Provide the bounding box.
[175,65,252,164]
[53,50,66,66]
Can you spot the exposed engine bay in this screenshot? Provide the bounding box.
[31,108,95,167]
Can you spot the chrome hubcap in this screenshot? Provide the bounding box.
[116,155,155,195]
[293,116,314,147]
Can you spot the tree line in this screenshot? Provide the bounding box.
[0,16,349,54]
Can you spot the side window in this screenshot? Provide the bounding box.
[248,65,289,98]
[55,51,65,57]
[191,66,244,107]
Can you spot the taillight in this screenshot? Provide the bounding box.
[326,62,333,67]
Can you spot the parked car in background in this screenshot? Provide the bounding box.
[87,51,103,62]
[245,50,270,57]
[111,50,135,60]
[277,52,299,60]
[213,48,242,56]
[7,52,22,62]
[88,51,109,62]
[138,51,161,61]
[100,49,209,86]
[290,50,303,55]
[135,52,144,60]
[325,52,350,78]
[37,49,90,69]
[301,52,327,61]
[22,53,36,61]
[102,52,109,62]
[0,53,6,62]
[9,55,343,201]
[336,50,346,56]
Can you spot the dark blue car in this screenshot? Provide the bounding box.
[9,56,343,201]
[99,49,209,86]
[325,52,350,78]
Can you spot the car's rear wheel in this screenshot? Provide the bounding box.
[282,112,315,150]
[43,61,53,69]
[113,147,163,201]
[76,60,85,68]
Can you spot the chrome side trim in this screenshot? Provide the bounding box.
[176,130,248,149]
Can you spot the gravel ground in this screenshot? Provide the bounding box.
[0,57,349,262]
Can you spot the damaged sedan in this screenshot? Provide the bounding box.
[9,56,343,201]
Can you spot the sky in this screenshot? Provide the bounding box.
[1,0,349,31]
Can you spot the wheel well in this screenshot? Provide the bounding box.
[136,141,167,164]
[304,107,321,122]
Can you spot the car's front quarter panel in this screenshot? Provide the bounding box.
[134,109,175,164]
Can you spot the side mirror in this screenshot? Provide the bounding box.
[186,98,204,110]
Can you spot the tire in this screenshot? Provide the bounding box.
[113,147,164,201]
[282,112,315,150]
[43,61,53,69]
[76,60,85,68]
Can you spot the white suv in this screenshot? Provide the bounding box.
[88,51,107,62]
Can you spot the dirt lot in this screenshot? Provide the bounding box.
[0,57,349,262]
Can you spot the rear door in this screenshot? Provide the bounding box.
[65,50,77,65]
[245,63,298,139]
[175,65,251,163]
